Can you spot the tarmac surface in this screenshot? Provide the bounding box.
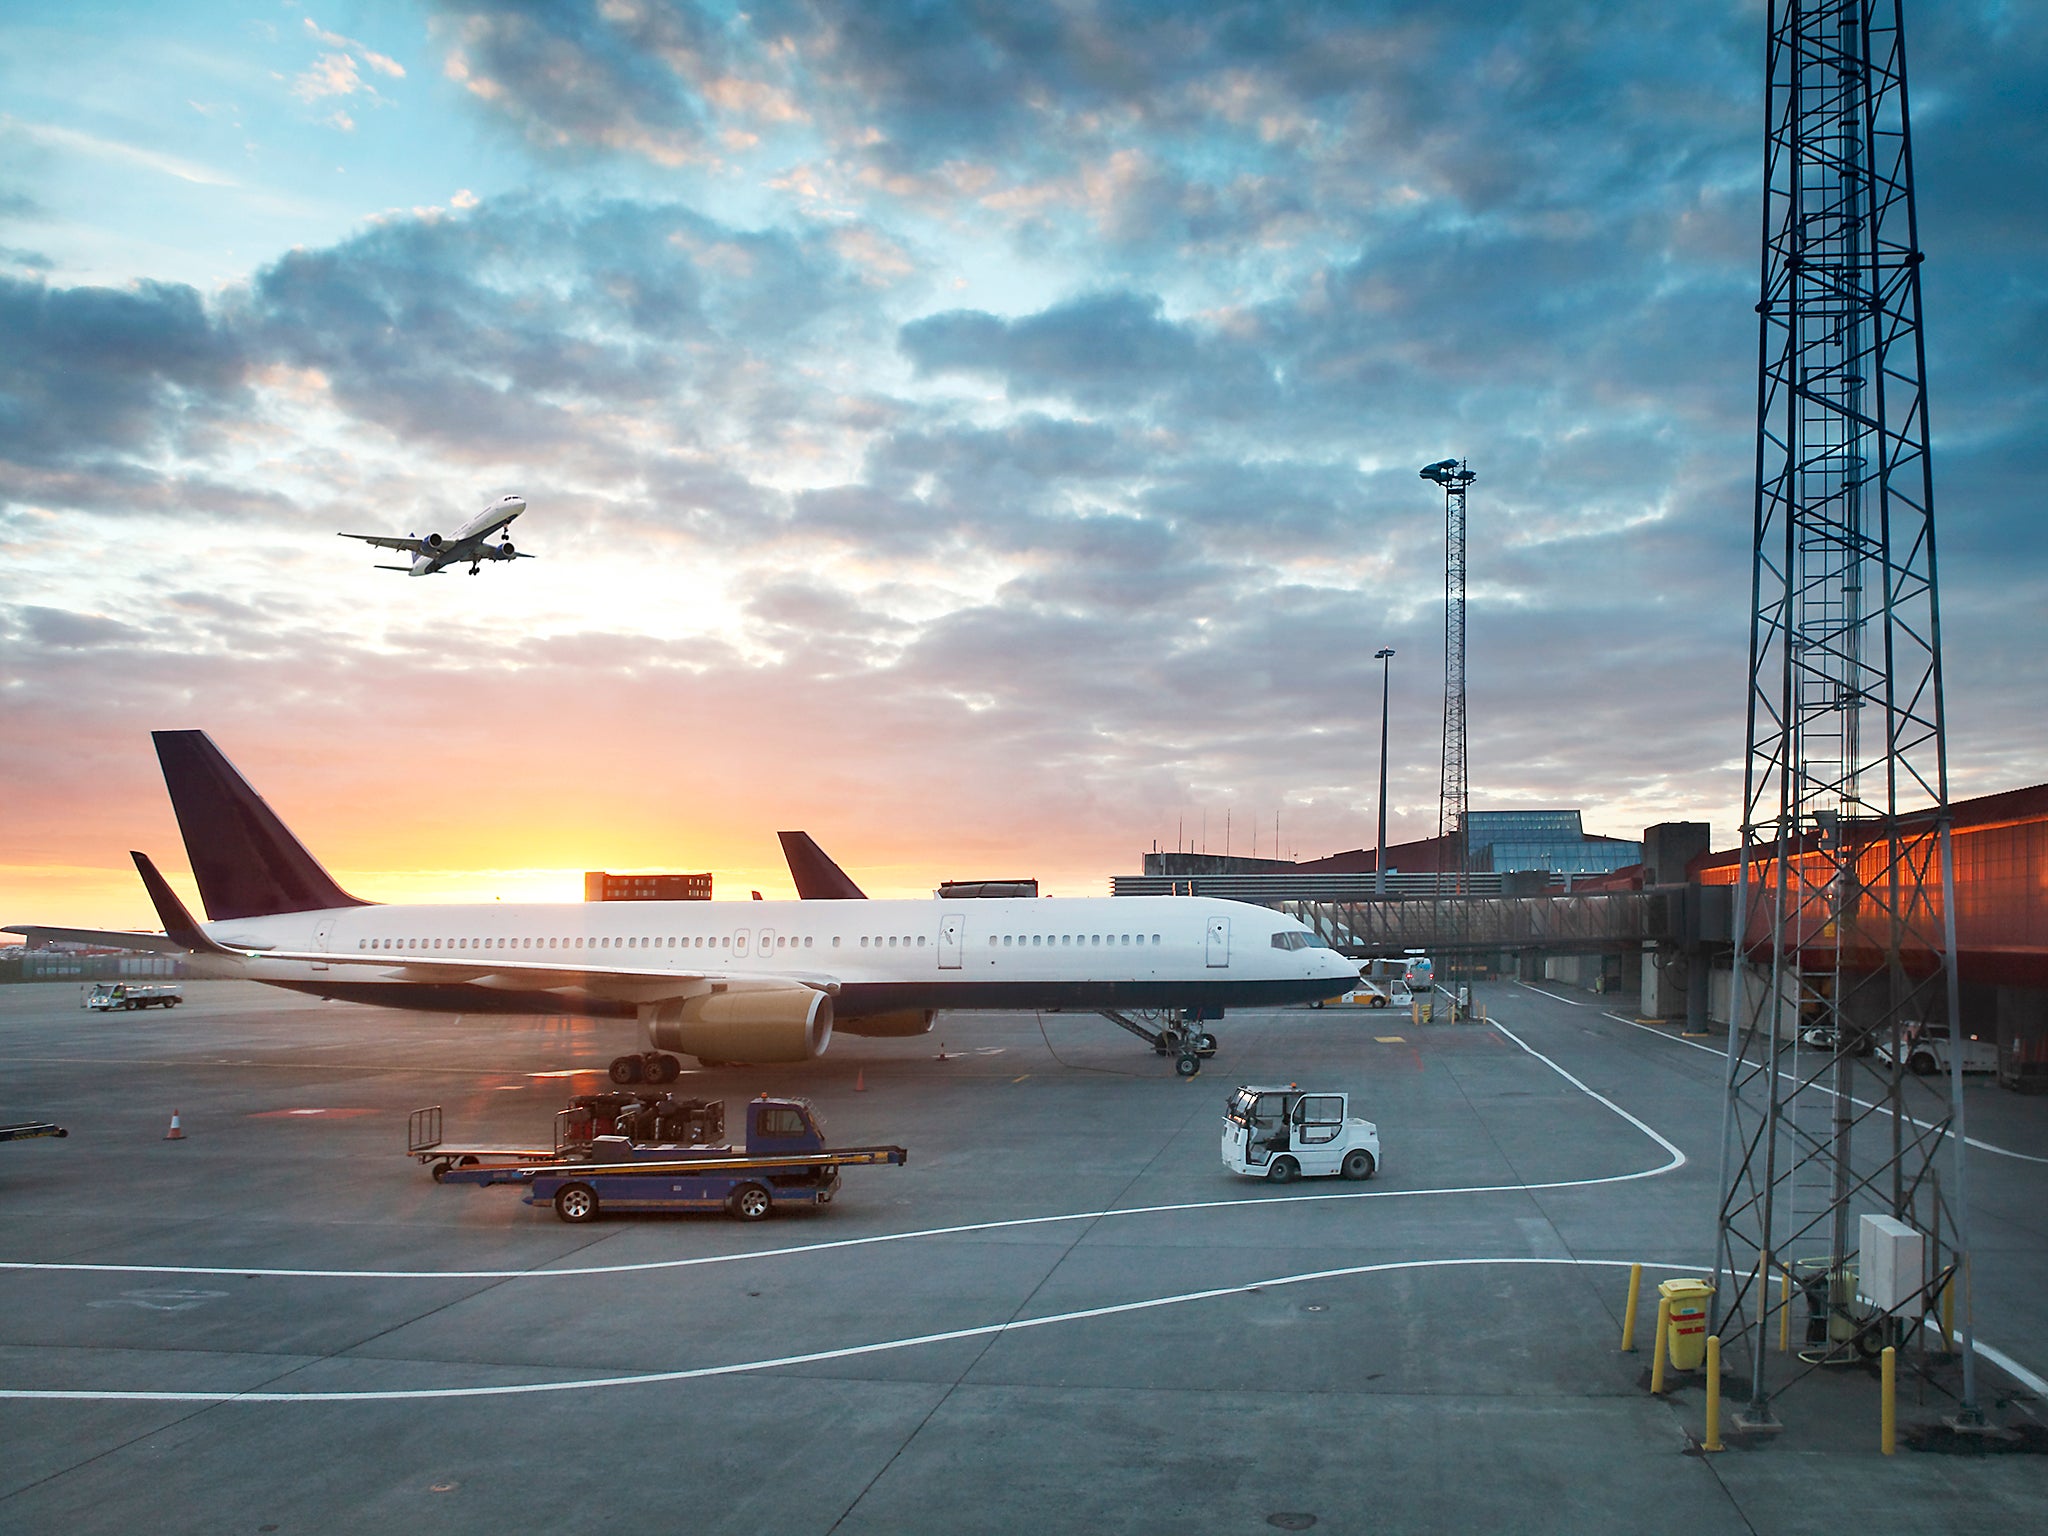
[1,977,2043,1534]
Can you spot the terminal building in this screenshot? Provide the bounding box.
[1125,807,1641,896]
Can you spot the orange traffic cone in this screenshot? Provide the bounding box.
[164,1111,185,1141]
[854,1068,866,1092]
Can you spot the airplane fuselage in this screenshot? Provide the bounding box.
[190,894,1357,1022]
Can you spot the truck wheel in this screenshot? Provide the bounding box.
[1310,1000,1324,1010]
[554,1184,600,1223]
[1370,995,1388,1009]
[431,1161,451,1183]
[1909,1052,1937,1076]
[1342,1150,1377,1181]
[1268,1156,1300,1184]
[730,1183,772,1222]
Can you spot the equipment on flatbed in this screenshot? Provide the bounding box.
[1221,1085,1380,1183]
[1,1121,69,1143]
[412,1094,906,1222]
[84,982,182,1012]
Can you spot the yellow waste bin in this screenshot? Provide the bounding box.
[1659,1278,1715,1371]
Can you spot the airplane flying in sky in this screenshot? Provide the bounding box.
[8,733,1362,1081]
[339,493,532,577]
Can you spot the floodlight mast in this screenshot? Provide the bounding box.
[1422,458,1475,1016]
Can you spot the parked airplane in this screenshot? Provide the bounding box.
[339,493,532,576]
[8,733,1361,1081]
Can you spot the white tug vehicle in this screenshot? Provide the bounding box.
[1221,1085,1380,1183]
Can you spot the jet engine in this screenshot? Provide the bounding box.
[838,1008,935,1038]
[496,540,516,559]
[643,986,833,1063]
[422,532,444,549]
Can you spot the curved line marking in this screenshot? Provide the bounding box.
[0,1020,1684,1283]
[1603,1010,2048,1166]
[0,1256,1691,1403]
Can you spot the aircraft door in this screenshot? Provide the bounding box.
[1206,915,1231,967]
[939,913,964,969]
[734,929,751,958]
[758,928,776,960]
[312,916,334,972]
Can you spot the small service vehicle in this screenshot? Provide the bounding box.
[411,1092,906,1223]
[1222,1085,1380,1183]
[1874,1022,1997,1076]
[84,982,182,1012]
[1,1120,68,1143]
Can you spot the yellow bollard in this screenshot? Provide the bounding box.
[1779,1268,1791,1354]
[1940,1272,1955,1350]
[1881,1345,1897,1455]
[1621,1263,1643,1352]
[1650,1296,1671,1395]
[1704,1335,1724,1451]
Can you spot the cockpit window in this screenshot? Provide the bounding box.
[1269,930,1331,951]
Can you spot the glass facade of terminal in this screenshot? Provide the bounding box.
[1464,810,1643,875]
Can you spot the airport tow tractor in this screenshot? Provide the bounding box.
[1221,1085,1379,1183]
[410,1092,907,1223]
[84,982,182,1012]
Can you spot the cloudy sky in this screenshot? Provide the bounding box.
[3,1,2043,927]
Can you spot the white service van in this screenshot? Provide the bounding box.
[1221,1085,1380,1183]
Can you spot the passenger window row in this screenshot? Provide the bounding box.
[990,934,1161,947]
[358,934,817,952]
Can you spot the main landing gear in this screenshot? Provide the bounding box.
[1098,1010,1219,1077]
[609,1051,683,1085]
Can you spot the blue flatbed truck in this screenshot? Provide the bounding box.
[410,1095,906,1224]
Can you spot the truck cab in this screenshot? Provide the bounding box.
[1221,1085,1380,1183]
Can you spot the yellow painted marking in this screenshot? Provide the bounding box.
[1011,1075,1030,1083]
[1375,1036,1407,1044]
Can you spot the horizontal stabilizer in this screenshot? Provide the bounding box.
[151,730,372,920]
[778,831,867,900]
[1,923,187,955]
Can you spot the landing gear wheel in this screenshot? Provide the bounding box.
[1195,1032,1218,1056]
[730,1183,772,1222]
[1268,1156,1300,1184]
[1174,1053,1201,1077]
[653,1054,683,1084]
[609,1055,644,1085]
[1341,1150,1377,1181]
[641,1052,672,1083]
[554,1184,599,1224]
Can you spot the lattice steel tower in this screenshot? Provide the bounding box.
[1715,0,1975,1427]
[1422,457,1475,1013]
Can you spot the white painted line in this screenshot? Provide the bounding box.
[1491,1020,1687,1174]
[0,1256,1696,1404]
[1974,1339,2048,1397]
[1603,1011,2048,1166]
[0,1014,1686,1284]
[1513,980,1591,1007]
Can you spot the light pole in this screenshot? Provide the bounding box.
[1375,647,1395,898]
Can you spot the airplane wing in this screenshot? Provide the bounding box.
[216,946,843,1004]
[338,533,427,553]
[3,924,188,954]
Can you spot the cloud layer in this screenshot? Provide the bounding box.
[4,1,2044,925]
